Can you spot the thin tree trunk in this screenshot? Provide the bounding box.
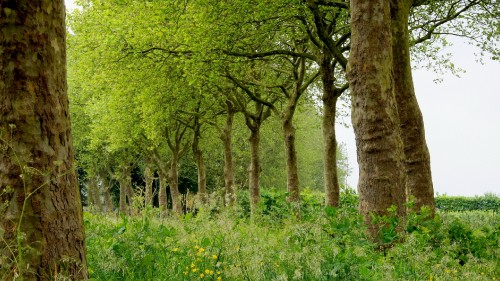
[282,106,300,208]
[348,0,407,233]
[158,167,169,215]
[248,126,261,214]
[144,162,154,208]
[100,170,114,213]
[169,153,183,214]
[118,165,131,215]
[320,57,341,208]
[126,182,135,215]
[391,0,435,214]
[88,175,103,212]
[192,117,207,202]
[221,100,236,205]
[0,1,88,278]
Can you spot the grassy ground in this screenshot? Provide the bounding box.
[84,197,499,281]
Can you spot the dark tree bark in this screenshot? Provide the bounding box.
[88,175,103,212]
[100,169,115,213]
[118,164,132,215]
[192,114,207,202]
[348,0,407,233]
[0,1,88,279]
[391,0,435,213]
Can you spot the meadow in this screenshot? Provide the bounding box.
[85,191,499,281]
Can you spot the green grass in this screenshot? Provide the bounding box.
[84,197,499,281]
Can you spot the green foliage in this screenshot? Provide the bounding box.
[435,194,500,212]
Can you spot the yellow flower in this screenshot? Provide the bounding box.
[192,268,198,273]
[200,273,205,278]
[217,271,221,275]
[183,271,188,276]
[195,245,200,249]
[205,269,211,274]
[173,248,179,252]
[209,270,214,275]
[212,255,218,260]
[191,263,195,268]
[217,277,222,281]
[199,248,205,253]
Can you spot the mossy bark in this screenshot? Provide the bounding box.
[348,0,407,233]
[0,0,88,279]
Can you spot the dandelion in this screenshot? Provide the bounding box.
[212,254,218,260]
[209,270,214,275]
[191,263,196,268]
[192,268,198,273]
[195,245,200,249]
[200,273,205,278]
[205,269,211,274]
[198,248,205,253]
[217,277,222,281]
[173,248,179,252]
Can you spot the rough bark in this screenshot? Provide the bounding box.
[348,0,407,232]
[221,100,236,206]
[320,56,341,208]
[391,0,435,213]
[0,1,88,279]
[144,162,154,208]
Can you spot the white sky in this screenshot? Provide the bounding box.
[337,39,500,196]
[65,1,499,196]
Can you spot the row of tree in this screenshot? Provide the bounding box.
[1,0,498,279]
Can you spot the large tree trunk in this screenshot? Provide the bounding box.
[320,57,341,208]
[391,0,435,213]
[0,1,88,279]
[221,100,236,206]
[348,0,407,233]
[169,153,183,214]
[248,125,261,214]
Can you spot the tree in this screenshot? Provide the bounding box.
[0,1,88,279]
[347,0,407,232]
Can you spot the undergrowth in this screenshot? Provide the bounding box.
[84,192,499,281]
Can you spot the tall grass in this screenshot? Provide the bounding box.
[85,194,499,281]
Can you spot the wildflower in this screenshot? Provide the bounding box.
[173,248,179,252]
[192,268,198,273]
[205,269,211,274]
[217,271,221,275]
[198,247,205,253]
[217,277,222,281]
[184,271,188,276]
[209,270,214,275]
[212,254,218,260]
[191,263,196,268]
[195,245,200,249]
[200,273,205,278]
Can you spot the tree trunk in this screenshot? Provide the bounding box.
[100,170,115,213]
[348,0,407,233]
[192,117,207,202]
[118,165,131,215]
[320,56,341,208]
[391,0,435,213]
[221,100,236,206]
[169,153,183,214]
[158,167,169,215]
[248,125,261,214]
[0,1,88,279]
[144,162,154,208]
[126,182,135,215]
[282,103,300,210]
[88,175,103,212]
